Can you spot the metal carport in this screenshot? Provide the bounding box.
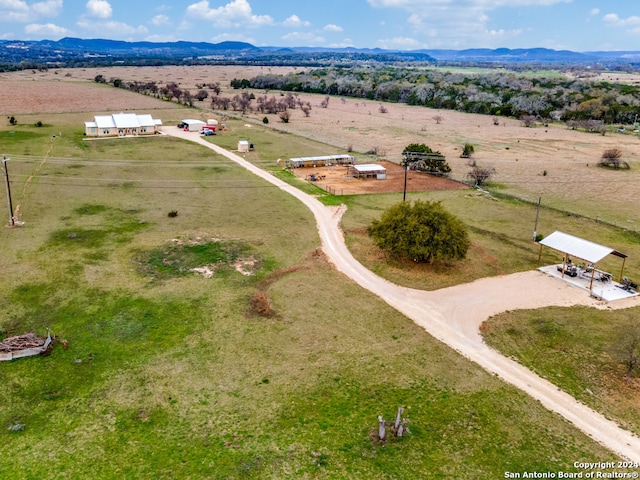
[537,230,628,292]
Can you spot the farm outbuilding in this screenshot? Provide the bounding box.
[537,230,637,301]
[287,154,354,169]
[181,119,206,132]
[84,113,162,137]
[348,164,387,179]
[238,140,250,153]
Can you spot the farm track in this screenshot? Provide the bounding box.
[168,126,640,460]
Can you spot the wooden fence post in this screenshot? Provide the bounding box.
[378,415,386,440]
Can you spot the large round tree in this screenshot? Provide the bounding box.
[367,200,470,263]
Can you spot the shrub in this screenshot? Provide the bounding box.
[279,110,290,123]
[368,200,470,263]
[599,148,630,170]
[461,144,475,158]
[249,291,274,317]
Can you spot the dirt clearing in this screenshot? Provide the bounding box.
[291,160,468,195]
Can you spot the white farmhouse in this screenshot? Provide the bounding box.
[84,113,162,137]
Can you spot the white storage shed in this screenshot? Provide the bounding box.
[238,140,250,153]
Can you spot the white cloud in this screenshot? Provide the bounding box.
[368,0,570,6]
[0,0,62,22]
[31,0,61,17]
[368,0,562,48]
[85,0,112,19]
[149,14,170,26]
[281,31,326,44]
[377,36,426,50]
[323,24,343,32]
[603,13,640,28]
[328,38,354,48]
[24,21,71,37]
[76,19,148,37]
[210,32,256,44]
[590,8,600,16]
[283,14,310,27]
[185,0,273,28]
[145,34,177,42]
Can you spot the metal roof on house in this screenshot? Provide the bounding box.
[539,230,627,264]
[91,113,161,129]
[135,114,156,127]
[95,115,117,129]
[112,113,141,128]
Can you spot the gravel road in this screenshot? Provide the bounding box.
[167,126,640,460]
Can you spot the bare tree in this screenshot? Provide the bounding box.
[211,96,231,110]
[433,115,443,124]
[520,115,537,127]
[279,110,291,123]
[599,148,630,170]
[320,96,330,108]
[467,165,496,187]
[180,90,193,107]
[207,82,221,95]
[283,92,297,109]
[301,102,312,117]
[378,104,388,114]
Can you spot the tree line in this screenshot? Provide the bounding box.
[236,67,640,126]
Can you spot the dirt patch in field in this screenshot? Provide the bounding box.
[0,78,178,115]
[291,160,468,195]
[0,65,286,115]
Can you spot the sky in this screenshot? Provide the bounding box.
[1,0,639,51]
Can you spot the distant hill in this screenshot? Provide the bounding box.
[49,37,260,55]
[0,37,639,69]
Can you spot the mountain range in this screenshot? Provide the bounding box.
[1,37,639,69]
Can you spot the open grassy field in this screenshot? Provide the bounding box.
[483,305,640,437]
[0,70,629,478]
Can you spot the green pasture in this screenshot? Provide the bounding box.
[483,305,640,437]
[337,190,640,290]
[0,113,620,478]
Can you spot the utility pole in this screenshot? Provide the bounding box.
[2,157,14,226]
[533,196,541,242]
[403,163,409,202]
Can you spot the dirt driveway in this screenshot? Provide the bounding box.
[167,125,640,460]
